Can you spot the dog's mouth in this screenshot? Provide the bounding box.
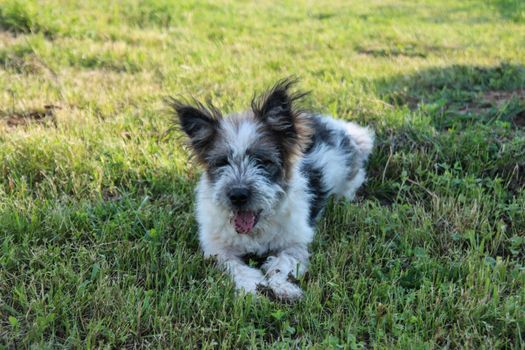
[232,210,260,234]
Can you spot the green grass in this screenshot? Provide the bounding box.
[1,0,524,348]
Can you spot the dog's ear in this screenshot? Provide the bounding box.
[252,78,305,137]
[168,98,221,161]
[252,78,311,170]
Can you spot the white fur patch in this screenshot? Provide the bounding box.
[344,121,375,158]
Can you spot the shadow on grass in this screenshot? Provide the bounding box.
[490,0,525,22]
[338,63,525,263]
[378,63,525,130]
[362,63,525,207]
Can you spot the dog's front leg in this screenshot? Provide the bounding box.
[261,244,309,301]
[215,253,267,295]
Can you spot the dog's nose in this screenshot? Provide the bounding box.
[228,187,250,207]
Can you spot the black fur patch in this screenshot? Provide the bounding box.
[301,162,330,225]
[168,98,222,163]
[304,115,337,152]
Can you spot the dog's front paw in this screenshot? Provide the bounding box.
[268,279,304,301]
[235,274,267,295]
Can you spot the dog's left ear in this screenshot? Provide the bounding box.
[252,78,311,163]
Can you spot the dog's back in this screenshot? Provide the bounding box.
[300,115,374,223]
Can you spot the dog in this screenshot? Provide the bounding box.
[171,79,374,301]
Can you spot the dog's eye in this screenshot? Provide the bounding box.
[214,157,229,168]
[255,157,274,167]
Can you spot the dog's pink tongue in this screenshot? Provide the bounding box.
[234,211,256,234]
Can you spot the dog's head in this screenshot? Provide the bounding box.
[171,79,311,234]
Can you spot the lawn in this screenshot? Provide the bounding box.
[0,0,524,348]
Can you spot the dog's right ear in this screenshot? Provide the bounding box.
[168,98,222,161]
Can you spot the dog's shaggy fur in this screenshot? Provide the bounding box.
[171,79,374,300]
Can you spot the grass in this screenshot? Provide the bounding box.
[0,0,524,348]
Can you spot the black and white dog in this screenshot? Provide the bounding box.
[171,79,373,301]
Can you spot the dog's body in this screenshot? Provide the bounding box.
[172,80,373,300]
